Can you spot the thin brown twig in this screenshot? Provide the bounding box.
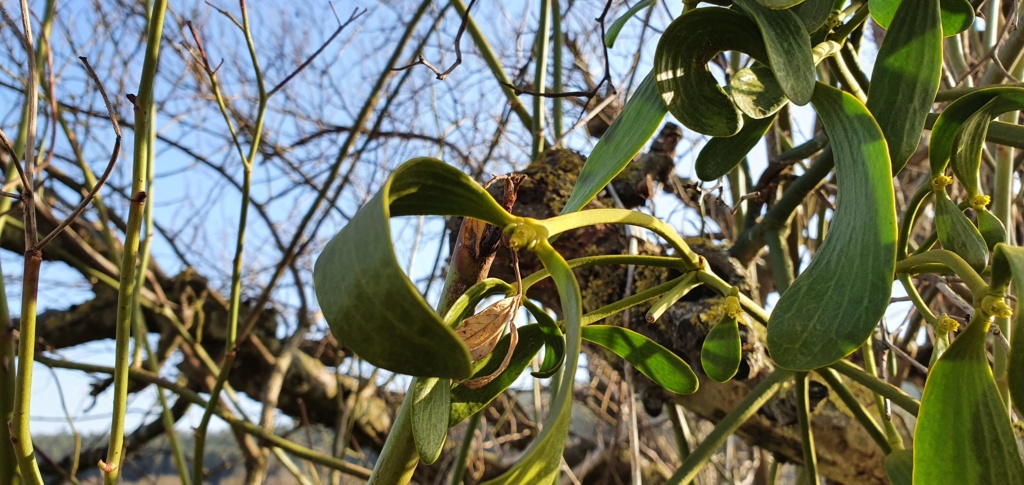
[954,1,1021,85]
[39,41,58,174]
[499,83,595,98]
[35,57,122,250]
[205,1,243,29]
[268,6,366,96]
[391,0,478,80]
[0,4,28,51]
[503,0,617,104]
[0,130,31,193]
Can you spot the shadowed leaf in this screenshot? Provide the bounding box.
[991,245,1024,416]
[696,114,775,181]
[701,315,742,383]
[934,191,988,272]
[411,378,449,464]
[929,87,1024,176]
[654,8,768,136]
[734,0,815,105]
[314,158,515,379]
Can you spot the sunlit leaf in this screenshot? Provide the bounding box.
[733,0,815,105]
[411,377,449,464]
[866,0,942,173]
[562,71,665,214]
[645,272,701,323]
[695,114,775,181]
[701,315,742,383]
[869,0,973,36]
[767,84,896,371]
[730,63,788,120]
[313,158,515,379]
[605,0,654,48]
[913,318,1024,483]
[583,325,698,394]
[482,243,582,484]
[934,191,988,272]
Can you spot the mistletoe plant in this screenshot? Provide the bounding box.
[314,0,1024,484]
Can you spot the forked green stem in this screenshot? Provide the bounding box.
[816,368,892,455]
[829,360,920,416]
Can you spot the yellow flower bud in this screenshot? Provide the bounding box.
[981,295,1013,319]
[931,175,952,191]
[970,194,991,210]
[935,314,960,335]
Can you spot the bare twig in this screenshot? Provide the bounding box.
[502,0,618,103]
[499,82,595,98]
[269,6,366,96]
[954,1,1022,85]
[391,0,478,80]
[36,57,122,250]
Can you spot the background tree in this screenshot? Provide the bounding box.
[1,0,1023,484]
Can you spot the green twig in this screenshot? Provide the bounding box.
[449,412,481,484]
[234,0,432,349]
[732,150,834,265]
[829,360,920,415]
[666,370,793,484]
[816,368,892,454]
[765,224,794,293]
[103,2,167,481]
[897,273,938,325]
[531,0,551,160]
[8,0,56,482]
[897,180,932,259]
[895,249,987,297]
[550,0,564,142]
[861,341,904,449]
[667,404,693,464]
[450,0,533,130]
[189,1,270,478]
[795,373,819,484]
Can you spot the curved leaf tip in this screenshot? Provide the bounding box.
[314,158,517,379]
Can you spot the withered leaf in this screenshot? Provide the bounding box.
[456,295,521,389]
[455,295,521,361]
